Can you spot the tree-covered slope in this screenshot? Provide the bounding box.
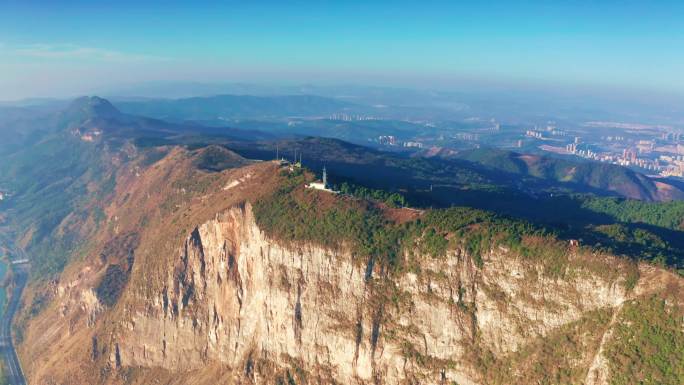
[457,148,684,201]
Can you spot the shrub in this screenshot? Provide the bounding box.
[606,295,684,385]
[95,264,129,307]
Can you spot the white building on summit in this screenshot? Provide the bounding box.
[306,166,335,192]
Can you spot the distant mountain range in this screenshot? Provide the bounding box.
[3,95,683,205]
[100,82,684,124]
[0,96,277,155]
[114,94,358,122]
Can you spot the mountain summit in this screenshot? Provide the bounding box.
[63,96,123,121]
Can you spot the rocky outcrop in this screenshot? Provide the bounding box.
[94,203,638,385]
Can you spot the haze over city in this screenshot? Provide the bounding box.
[1,1,684,100]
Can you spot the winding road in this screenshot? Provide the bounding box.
[0,261,27,385]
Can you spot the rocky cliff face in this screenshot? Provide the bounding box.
[15,156,684,385]
[111,203,627,384]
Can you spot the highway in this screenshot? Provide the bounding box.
[0,266,26,385]
[0,223,29,384]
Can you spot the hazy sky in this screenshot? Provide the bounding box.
[1,1,683,100]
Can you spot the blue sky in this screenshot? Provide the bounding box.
[0,1,683,100]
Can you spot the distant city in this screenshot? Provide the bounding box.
[361,116,684,179]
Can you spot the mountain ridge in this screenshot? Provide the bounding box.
[115,94,358,122]
[11,149,684,385]
[224,137,684,202]
[64,96,123,121]
[453,147,684,201]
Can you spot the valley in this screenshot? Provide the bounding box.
[1,266,27,385]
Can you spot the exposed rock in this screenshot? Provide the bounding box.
[15,157,684,385]
[103,204,636,384]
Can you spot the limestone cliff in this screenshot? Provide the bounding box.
[15,151,684,385]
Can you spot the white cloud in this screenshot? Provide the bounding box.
[0,42,169,62]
